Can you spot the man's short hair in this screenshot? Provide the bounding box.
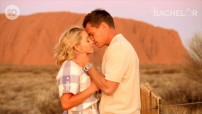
[83,9,115,28]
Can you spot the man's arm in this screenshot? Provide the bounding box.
[74,50,120,95]
[87,66,119,95]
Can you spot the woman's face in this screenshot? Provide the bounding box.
[76,31,94,54]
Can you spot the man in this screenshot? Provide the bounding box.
[81,9,141,114]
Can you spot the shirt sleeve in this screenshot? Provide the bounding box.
[57,61,81,97]
[104,43,130,83]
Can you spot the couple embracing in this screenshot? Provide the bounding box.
[54,9,141,114]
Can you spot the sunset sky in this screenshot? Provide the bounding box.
[0,0,202,48]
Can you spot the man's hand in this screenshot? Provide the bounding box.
[73,50,91,67]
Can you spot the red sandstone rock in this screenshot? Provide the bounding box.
[0,12,188,65]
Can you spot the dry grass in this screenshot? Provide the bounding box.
[0,65,63,114]
[140,64,202,114]
[0,64,201,114]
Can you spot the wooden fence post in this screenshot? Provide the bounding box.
[140,82,161,114]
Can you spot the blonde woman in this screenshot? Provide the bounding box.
[54,26,99,114]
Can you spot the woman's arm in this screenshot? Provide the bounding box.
[60,82,98,111]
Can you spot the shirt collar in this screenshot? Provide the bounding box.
[110,34,123,45]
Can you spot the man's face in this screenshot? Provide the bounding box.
[85,23,105,48]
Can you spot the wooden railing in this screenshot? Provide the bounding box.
[140,82,161,114]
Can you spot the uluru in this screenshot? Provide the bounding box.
[0,12,188,65]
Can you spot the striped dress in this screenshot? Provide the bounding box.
[56,60,99,114]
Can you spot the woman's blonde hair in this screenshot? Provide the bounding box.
[54,26,85,66]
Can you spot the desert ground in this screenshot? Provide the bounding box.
[0,64,201,114]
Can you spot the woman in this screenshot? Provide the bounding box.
[54,26,99,114]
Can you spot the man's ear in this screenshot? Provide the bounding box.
[100,22,108,31]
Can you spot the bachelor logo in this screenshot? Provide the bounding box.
[153,8,198,17]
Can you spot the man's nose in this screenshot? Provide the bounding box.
[89,39,94,44]
[89,38,94,42]
[89,36,94,40]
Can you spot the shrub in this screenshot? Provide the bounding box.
[186,33,202,82]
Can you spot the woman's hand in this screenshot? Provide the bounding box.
[89,81,100,92]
